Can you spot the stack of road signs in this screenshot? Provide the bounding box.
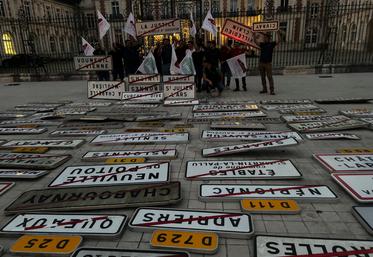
[288,119,367,132]
[315,97,373,104]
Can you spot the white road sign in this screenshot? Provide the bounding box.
[87,81,125,100]
[186,160,301,180]
[0,127,47,135]
[1,213,127,237]
[74,56,112,71]
[163,75,195,83]
[199,184,337,201]
[288,119,367,132]
[72,248,190,257]
[340,110,373,117]
[193,111,267,119]
[0,120,61,127]
[193,104,259,112]
[0,169,49,179]
[82,149,177,161]
[91,133,189,145]
[314,154,373,173]
[361,118,373,127]
[48,162,170,188]
[122,92,164,103]
[128,83,162,92]
[135,113,182,122]
[252,20,279,32]
[305,133,360,140]
[255,235,373,257]
[164,83,195,100]
[262,104,320,111]
[128,74,161,84]
[164,100,199,106]
[260,99,312,104]
[0,182,14,195]
[332,172,373,203]
[136,19,181,36]
[68,102,112,107]
[2,139,84,148]
[352,206,373,235]
[129,208,253,238]
[0,153,71,170]
[50,129,106,137]
[201,130,303,141]
[202,138,298,157]
[281,115,350,123]
[210,121,266,130]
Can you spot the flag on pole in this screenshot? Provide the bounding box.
[81,37,95,56]
[136,51,158,74]
[226,53,247,78]
[97,10,110,39]
[202,9,217,37]
[124,12,137,40]
[179,50,196,75]
[170,44,180,75]
[190,11,197,38]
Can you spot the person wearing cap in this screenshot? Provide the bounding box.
[255,31,281,95]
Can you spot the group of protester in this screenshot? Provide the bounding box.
[96,31,280,96]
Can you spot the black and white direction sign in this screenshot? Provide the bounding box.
[332,173,373,203]
[129,74,161,84]
[199,184,337,202]
[128,83,162,93]
[0,120,61,127]
[88,81,125,100]
[305,133,360,140]
[202,138,298,157]
[0,169,49,179]
[210,121,266,130]
[255,235,373,257]
[281,115,350,123]
[262,104,320,111]
[50,129,106,137]
[260,99,312,104]
[0,182,14,196]
[74,56,112,71]
[193,111,267,119]
[315,97,373,104]
[314,154,373,173]
[135,113,182,122]
[193,104,259,112]
[129,208,253,238]
[122,92,164,103]
[340,109,373,118]
[5,182,181,214]
[164,99,199,106]
[164,83,195,100]
[202,130,303,141]
[82,149,177,161]
[0,153,71,170]
[0,127,47,135]
[48,162,170,188]
[91,133,189,145]
[288,119,368,133]
[68,101,112,107]
[163,74,195,83]
[71,248,190,257]
[352,206,373,235]
[1,213,127,237]
[2,139,84,149]
[186,160,302,180]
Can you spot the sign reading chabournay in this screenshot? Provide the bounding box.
[91,133,189,145]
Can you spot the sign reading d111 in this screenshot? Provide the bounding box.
[186,160,301,180]
[91,132,189,145]
[314,154,373,173]
[74,56,112,71]
[87,81,125,100]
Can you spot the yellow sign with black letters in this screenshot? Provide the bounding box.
[241,199,300,214]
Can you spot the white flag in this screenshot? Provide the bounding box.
[97,10,110,39]
[124,12,137,40]
[190,11,197,38]
[81,37,95,56]
[226,53,247,78]
[170,44,180,75]
[136,51,158,74]
[202,9,217,37]
[179,50,196,75]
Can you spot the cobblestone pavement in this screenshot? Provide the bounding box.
[0,73,372,257]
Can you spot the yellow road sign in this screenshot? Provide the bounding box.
[173,124,194,128]
[138,122,165,127]
[105,157,146,164]
[160,128,186,133]
[337,148,373,154]
[12,147,49,154]
[241,199,300,214]
[11,235,82,255]
[126,128,153,132]
[151,230,218,254]
[15,125,39,128]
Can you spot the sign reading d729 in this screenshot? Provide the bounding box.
[151,230,218,254]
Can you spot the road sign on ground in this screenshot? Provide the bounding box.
[12,147,49,154]
[1,139,84,149]
[128,83,162,92]
[0,182,14,195]
[164,99,199,106]
[210,121,266,130]
[201,130,303,141]
[305,133,360,140]
[315,97,373,104]
[352,206,373,235]
[163,75,195,83]
[0,127,47,135]
[199,184,337,202]
[255,235,373,257]
[71,248,190,257]
[91,133,189,145]
[82,149,177,161]
[186,160,301,180]
[336,148,373,154]
[0,169,49,179]
[151,230,218,254]
[48,162,170,188]
[193,111,267,119]
[74,56,112,71]
[88,81,125,100]
[332,172,373,203]
[129,208,253,238]
[314,154,373,173]
[164,83,195,100]
[50,129,106,137]
[10,235,82,255]
[1,213,127,237]
[193,104,259,112]
[0,153,71,170]
[129,74,161,84]
[288,119,367,132]
[202,138,299,157]
[340,109,373,117]
[241,199,300,214]
[122,92,164,103]
[260,99,312,104]
[5,182,181,214]
[105,158,145,164]
[281,115,350,123]
[262,104,320,111]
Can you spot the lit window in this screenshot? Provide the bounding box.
[3,33,16,55]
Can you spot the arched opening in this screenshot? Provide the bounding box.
[2,32,16,55]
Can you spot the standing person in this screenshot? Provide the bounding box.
[161,38,172,75]
[231,42,247,91]
[109,43,124,81]
[123,39,141,75]
[93,44,110,81]
[204,40,220,68]
[154,42,163,75]
[255,31,281,95]
[192,40,205,92]
[203,59,223,96]
[220,39,233,88]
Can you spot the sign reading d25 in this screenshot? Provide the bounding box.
[151,230,218,254]
[11,235,82,255]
